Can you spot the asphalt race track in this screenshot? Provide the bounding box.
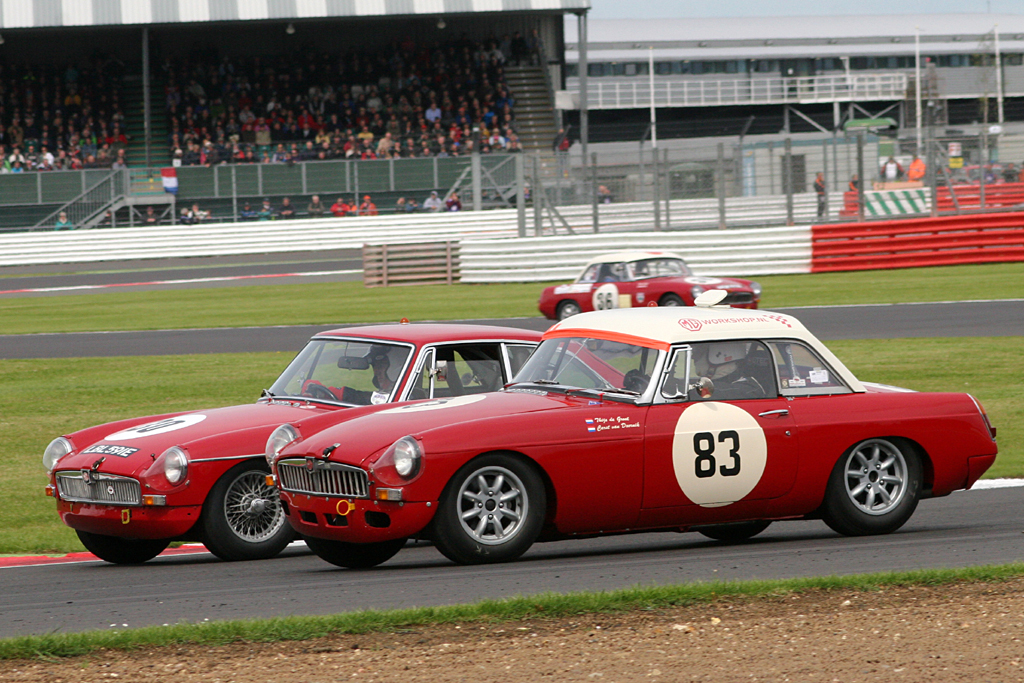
[3,486,1022,638]
[1,300,1022,359]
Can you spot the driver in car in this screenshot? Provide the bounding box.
[303,347,396,405]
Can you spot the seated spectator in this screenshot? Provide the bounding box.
[55,211,73,230]
[331,197,350,216]
[358,195,378,216]
[405,197,420,213]
[424,190,444,212]
[144,206,159,225]
[446,191,462,212]
[239,201,258,221]
[307,195,325,218]
[395,197,407,212]
[278,197,296,220]
[258,198,275,220]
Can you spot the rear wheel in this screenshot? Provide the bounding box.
[821,438,922,536]
[557,300,582,320]
[433,454,546,565]
[696,520,772,542]
[303,536,406,569]
[76,530,169,564]
[659,293,684,307]
[201,461,295,561]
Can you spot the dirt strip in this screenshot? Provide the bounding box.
[3,579,1024,682]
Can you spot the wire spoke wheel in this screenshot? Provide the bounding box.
[223,470,287,542]
[457,466,528,546]
[843,439,908,516]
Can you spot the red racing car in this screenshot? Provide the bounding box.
[538,250,761,320]
[269,293,997,569]
[42,323,540,564]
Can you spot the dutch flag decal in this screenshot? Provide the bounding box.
[585,419,596,432]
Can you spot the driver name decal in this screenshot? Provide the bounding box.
[105,414,208,441]
[82,444,139,458]
[585,416,641,433]
[672,402,767,507]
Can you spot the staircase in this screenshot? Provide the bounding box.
[505,65,559,154]
[122,73,170,168]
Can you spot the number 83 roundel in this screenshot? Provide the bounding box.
[671,403,768,507]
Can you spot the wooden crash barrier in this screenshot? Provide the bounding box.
[362,241,460,287]
[811,212,1024,272]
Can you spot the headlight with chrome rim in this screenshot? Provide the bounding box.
[43,437,73,473]
[265,424,300,465]
[160,446,189,485]
[371,435,424,486]
[750,281,762,297]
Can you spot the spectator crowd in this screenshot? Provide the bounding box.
[164,32,535,168]
[0,58,132,173]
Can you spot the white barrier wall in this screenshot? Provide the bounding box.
[459,226,813,283]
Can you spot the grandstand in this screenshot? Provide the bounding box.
[0,0,585,231]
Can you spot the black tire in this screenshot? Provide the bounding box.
[76,530,169,564]
[304,535,406,569]
[696,520,772,542]
[556,300,582,320]
[433,453,546,565]
[200,460,295,561]
[821,438,922,537]
[659,293,685,307]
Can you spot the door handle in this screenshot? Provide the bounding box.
[758,409,790,418]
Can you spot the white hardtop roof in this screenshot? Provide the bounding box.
[583,250,685,268]
[545,306,864,391]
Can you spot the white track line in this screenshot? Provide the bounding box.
[0,269,360,295]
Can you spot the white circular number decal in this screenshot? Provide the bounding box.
[684,276,724,286]
[379,394,486,414]
[672,403,767,507]
[592,283,620,311]
[105,414,208,440]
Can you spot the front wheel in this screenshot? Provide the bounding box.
[556,300,582,320]
[821,438,922,537]
[432,453,546,565]
[76,530,169,564]
[303,536,406,569]
[659,293,684,307]
[696,520,772,542]
[200,461,295,561]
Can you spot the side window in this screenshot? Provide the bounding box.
[578,264,600,283]
[432,344,504,397]
[768,341,851,396]
[505,344,536,380]
[683,340,777,401]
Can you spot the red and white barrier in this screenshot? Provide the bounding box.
[811,212,1024,272]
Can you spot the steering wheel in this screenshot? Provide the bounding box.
[622,369,651,394]
[302,380,338,401]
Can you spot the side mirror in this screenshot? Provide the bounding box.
[689,376,714,399]
[430,360,448,381]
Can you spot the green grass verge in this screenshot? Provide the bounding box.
[2,563,1024,660]
[3,337,1019,556]
[2,262,1022,334]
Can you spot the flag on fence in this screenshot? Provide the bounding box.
[161,168,178,194]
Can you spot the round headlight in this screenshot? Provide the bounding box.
[265,424,300,465]
[690,285,706,299]
[43,437,73,473]
[392,436,422,479]
[161,446,189,485]
[751,281,762,297]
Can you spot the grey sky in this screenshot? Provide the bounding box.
[588,0,1022,19]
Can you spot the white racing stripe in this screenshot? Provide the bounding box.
[0,269,360,295]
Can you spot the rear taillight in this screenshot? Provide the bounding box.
[969,395,997,440]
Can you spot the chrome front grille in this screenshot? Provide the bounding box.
[55,472,141,505]
[278,459,370,498]
[723,292,755,305]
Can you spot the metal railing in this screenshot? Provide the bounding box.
[34,170,129,230]
[576,73,909,109]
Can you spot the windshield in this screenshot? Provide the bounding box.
[626,258,691,280]
[268,339,412,406]
[512,337,661,395]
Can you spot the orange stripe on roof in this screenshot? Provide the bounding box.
[542,328,670,351]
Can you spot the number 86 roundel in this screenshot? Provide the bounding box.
[672,403,768,507]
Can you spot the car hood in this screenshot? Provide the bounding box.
[56,401,334,475]
[281,388,577,466]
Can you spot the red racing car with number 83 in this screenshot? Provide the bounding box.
[268,292,997,569]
